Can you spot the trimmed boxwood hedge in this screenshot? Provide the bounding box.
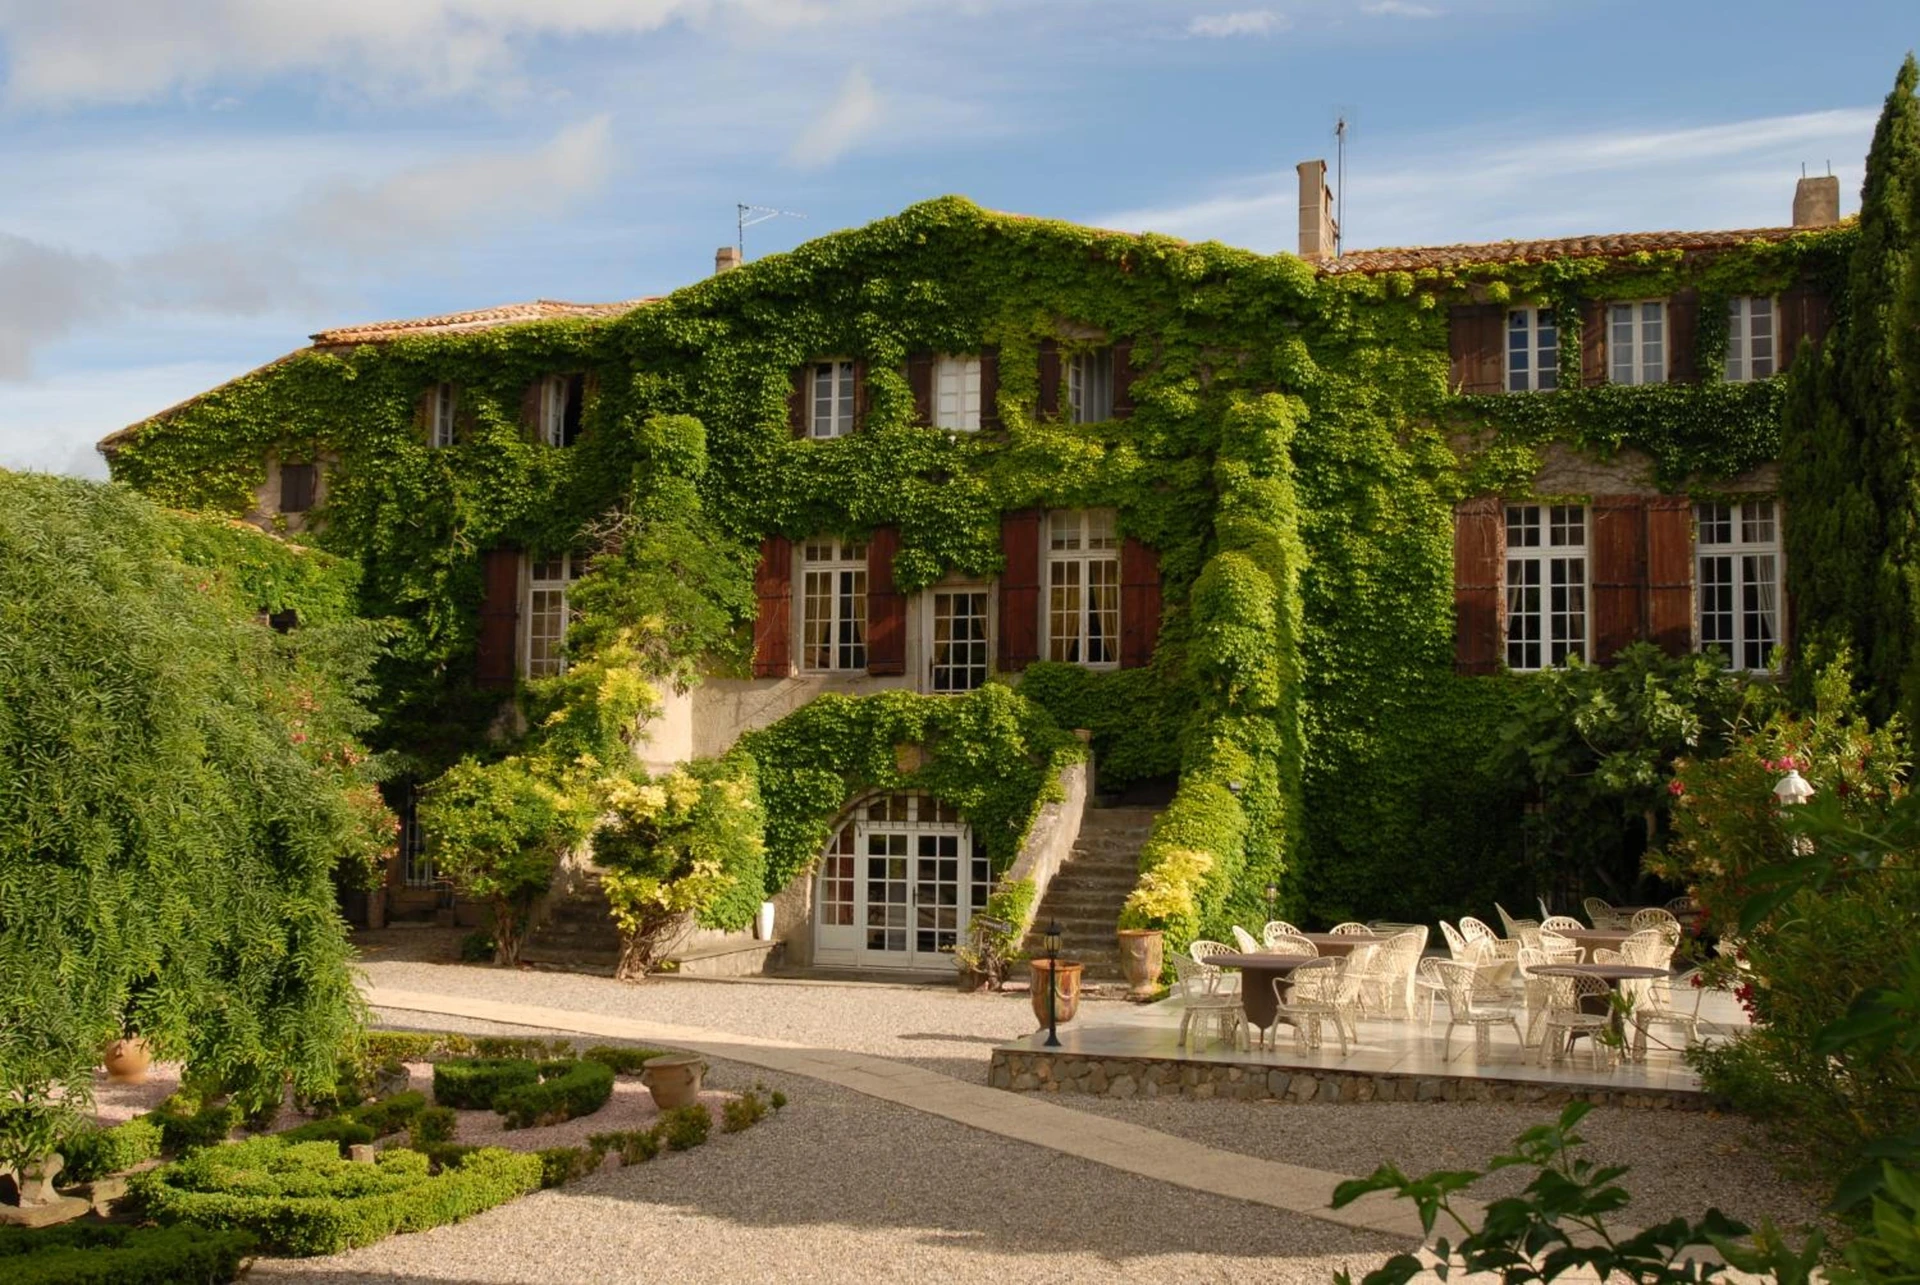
[59,1115,165,1185]
[279,1090,427,1151]
[0,1222,255,1285]
[494,1061,614,1130]
[132,1137,543,1257]
[431,1058,541,1110]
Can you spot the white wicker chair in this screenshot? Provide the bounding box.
[1431,960,1522,1062]
[1230,925,1263,954]
[1632,967,1709,1059]
[1171,953,1242,1051]
[1665,895,1701,917]
[1584,896,1630,930]
[1623,928,1675,968]
[1266,933,1317,958]
[1329,921,1373,936]
[1515,946,1554,1046]
[1496,903,1539,940]
[1262,921,1304,948]
[1365,928,1428,1020]
[1538,972,1617,1070]
[1189,939,1241,995]
[1274,955,1367,1055]
[1537,895,1554,922]
[1542,914,1586,933]
[1461,916,1520,963]
[1630,906,1682,936]
[1439,920,1472,959]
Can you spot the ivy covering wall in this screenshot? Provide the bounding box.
[106,194,1851,941]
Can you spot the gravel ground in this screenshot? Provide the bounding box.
[357,955,1048,1081]
[1056,1094,1826,1235]
[253,1013,1404,1285]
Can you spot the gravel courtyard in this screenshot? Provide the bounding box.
[281,946,1830,1282]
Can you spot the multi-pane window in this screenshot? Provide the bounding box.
[523,553,584,679]
[1505,504,1587,670]
[1066,349,1114,424]
[801,538,868,672]
[1046,509,1120,667]
[933,356,982,431]
[1506,307,1558,392]
[808,360,857,439]
[429,383,458,447]
[819,824,855,927]
[929,588,990,693]
[1697,500,1781,671]
[1725,297,1777,383]
[539,373,585,447]
[279,462,316,513]
[397,786,436,888]
[1608,301,1667,385]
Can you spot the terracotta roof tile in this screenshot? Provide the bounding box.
[309,297,656,345]
[1323,226,1810,274]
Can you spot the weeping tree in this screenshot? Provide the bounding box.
[0,472,389,1169]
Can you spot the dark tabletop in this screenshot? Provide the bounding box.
[1530,963,1668,981]
[1206,953,1341,1030]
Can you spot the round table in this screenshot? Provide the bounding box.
[1206,952,1337,1034]
[1530,962,1670,1052]
[1296,932,1377,958]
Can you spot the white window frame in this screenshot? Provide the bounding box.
[932,355,982,431]
[1725,296,1778,383]
[923,583,993,693]
[799,537,868,673]
[807,359,857,439]
[1066,349,1114,424]
[1608,300,1667,385]
[1696,499,1782,672]
[1505,306,1559,392]
[539,374,573,447]
[1505,503,1588,671]
[813,791,985,972]
[1046,509,1120,668]
[429,383,458,447]
[521,553,583,679]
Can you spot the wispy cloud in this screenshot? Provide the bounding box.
[787,67,883,169]
[1096,106,1878,253]
[1188,9,1288,37]
[1362,1,1440,17]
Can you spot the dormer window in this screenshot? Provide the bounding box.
[1066,349,1114,424]
[428,383,458,447]
[808,360,857,439]
[539,374,586,447]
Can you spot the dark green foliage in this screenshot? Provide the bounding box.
[1015,663,1185,787]
[361,1031,574,1065]
[580,1046,672,1075]
[275,1117,376,1150]
[58,1115,164,1185]
[134,1136,543,1257]
[152,1100,241,1155]
[721,1091,770,1133]
[431,1059,541,1110]
[536,1146,603,1188]
[0,1222,255,1285]
[458,931,496,963]
[769,1090,788,1110]
[411,1141,480,1173]
[0,473,379,1152]
[280,1091,428,1151]
[409,1106,457,1147]
[588,1128,661,1165]
[656,1104,712,1151]
[492,1060,614,1130]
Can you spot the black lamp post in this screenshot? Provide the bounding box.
[1042,918,1063,1047]
[1263,881,1278,920]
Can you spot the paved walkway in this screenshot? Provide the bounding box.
[368,984,1467,1241]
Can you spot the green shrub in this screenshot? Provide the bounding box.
[458,931,496,963]
[536,1146,603,1189]
[657,1104,711,1152]
[59,1115,164,1185]
[580,1045,671,1075]
[410,1106,457,1147]
[474,1037,575,1060]
[432,1059,540,1110]
[275,1117,377,1150]
[494,1061,614,1130]
[770,1090,788,1110]
[134,1136,543,1257]
[348,1091,427,1137]
[0,1222,256,1285]
[588,1128,661,1166]
[412,1142,480,1173]
[152,1099,240,1154]
[721,1091,769,1134]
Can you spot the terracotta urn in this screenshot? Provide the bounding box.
[103,1037,152,1084]
[1027,959,1084,1027]
[639,1054,707,1110]
[1116,929,1165,999]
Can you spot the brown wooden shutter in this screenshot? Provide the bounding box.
[907,354,934,425]
[1037,340,1061,419]
[1111,340,1136,418]
[788,368,809,437]
[1778,288,1832,370]
[1667,291,1700,384]
[865,527,906,676]
[1581,300,1609,385]
[1453,498,1504,675]
[1119,537,1160,668]
[978,347,1001,431]
[1448,304,1504,394]
[414,389,432,439]
[752,536,793,678]
[1590,496,1648,666]
[998,510,1043,672]
[852,360,867,432]
[519,381,541,435]
[476,549,520,688]
[1645,496,1694,656]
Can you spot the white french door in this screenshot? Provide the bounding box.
[926,586,991,693]
[814,793,987,971]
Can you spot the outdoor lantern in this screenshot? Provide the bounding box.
[1043,918,1063,1048]
[1264,881,1279,913]
[1041,919,1062,956]
[1773,768,1816,807]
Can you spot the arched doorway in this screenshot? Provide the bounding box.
[813,791,987,971]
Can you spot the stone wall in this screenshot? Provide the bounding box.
[987,1048,1707,1111]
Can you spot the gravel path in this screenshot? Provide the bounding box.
[253,1011,1402,1284]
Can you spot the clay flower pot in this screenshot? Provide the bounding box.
[1027,959,1084,1027]
[102,1038,152,1084]
[1116,929,1165,999]
[639,1054,707,1110]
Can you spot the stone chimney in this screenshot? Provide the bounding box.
[1296,159,1339,262]
[715,246,742,275]
[1793,174,1840,229]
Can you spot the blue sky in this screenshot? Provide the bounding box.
[0,0,1909,478]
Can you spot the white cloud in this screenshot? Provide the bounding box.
[1362,1,1440,17]
[1095,106,1878,253]
[0,236,118,379]
[786,67,882,169]
[1188,9,1287,37]
[0,357,258,478]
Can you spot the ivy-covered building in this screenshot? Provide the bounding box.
[96,159,1849,975]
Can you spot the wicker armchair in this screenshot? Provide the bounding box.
[1629,906,1682,936]
[1189,940,1241,995]
[1266,933,1317,958]
[1542,914,1586,933]
[1274,955,1365,1055]
[1496,903,1540,940]
[1538,973,1617,1070]
[1230,925,1263,954]
[1430,960,1522,1062]
[1171,953,1242,1051]
[1632,967,1708,1059]
[1329,921,1373,936]
[1584,896,1631,930]
[1261,921,1304,948]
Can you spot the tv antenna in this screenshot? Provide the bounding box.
[1333,114,1349,257]
[737,203,806,259]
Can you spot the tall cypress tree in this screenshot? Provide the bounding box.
[1783,55,1920,723]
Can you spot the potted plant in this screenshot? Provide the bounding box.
[639,1054,707,1110]
[103,992,154,1084]
[1116,926,1165,999]
[952,910,1024,993]
[1027,957,1085,1026]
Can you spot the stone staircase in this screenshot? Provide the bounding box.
[520,869,621,970]
[1023,806,1158,982]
